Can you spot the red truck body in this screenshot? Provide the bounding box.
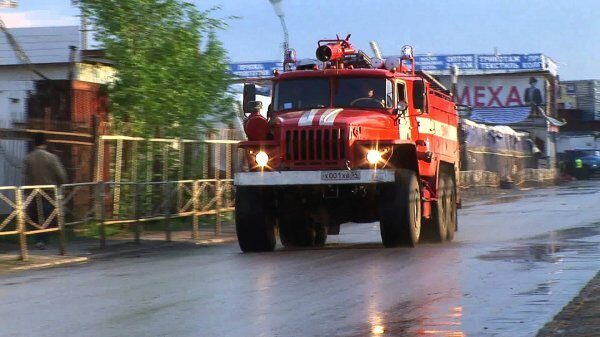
[234,38,459,252]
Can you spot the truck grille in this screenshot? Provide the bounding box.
[284,128,346,166]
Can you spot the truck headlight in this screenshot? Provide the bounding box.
[366,150,382,165]
[255,151,269,167]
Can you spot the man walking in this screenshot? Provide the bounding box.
[22,133,68,249]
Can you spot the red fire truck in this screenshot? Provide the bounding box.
[235,36,459,252]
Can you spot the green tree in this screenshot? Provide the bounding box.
[76,0,234,137]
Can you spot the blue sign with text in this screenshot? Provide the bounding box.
[229,53,548,78]
[229,62,283,78]
[477,54,544,71]
[414,54,477,71]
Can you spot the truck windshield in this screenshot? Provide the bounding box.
[334,77,392,109]
[274,79,330,110]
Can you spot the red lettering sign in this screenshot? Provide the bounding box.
[457,86,471,106]
[474,86,486,107]
[487,86,503,106]
[505,86,523,106]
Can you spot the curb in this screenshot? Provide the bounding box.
[88,236,238,259]
[1,235,238,276]
[8,256,89,272]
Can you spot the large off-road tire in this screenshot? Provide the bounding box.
[445,174,458,242]
[422,172,449,243]
[379,169,422,247]
[235,187,276,252]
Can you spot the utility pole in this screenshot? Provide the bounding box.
[268,0,290,70]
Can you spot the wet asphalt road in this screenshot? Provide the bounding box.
[1,181,599,337]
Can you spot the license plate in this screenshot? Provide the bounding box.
[321,170,361,181]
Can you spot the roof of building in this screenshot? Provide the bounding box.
[0,26,79,66]
[469,106,532,124]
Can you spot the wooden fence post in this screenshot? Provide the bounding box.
[16,188,28,261]
[134,183,142,244]
[164,182,172,242]
[192,180,200,241]
[215,179,222,236]
[56,186,67,255]
[95,182,106,248]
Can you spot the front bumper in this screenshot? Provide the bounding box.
[234,169,395,186]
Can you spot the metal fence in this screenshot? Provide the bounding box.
[0,179,233,261]
[97,131,245,184]
[0,130,244,261]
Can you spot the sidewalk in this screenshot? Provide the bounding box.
[0,226,237,276]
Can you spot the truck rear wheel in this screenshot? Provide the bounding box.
[422,172,449,243]
[235,187,276,252]
[379,169,422,247]
[445,174,457,242]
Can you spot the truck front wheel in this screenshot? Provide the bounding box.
[379,169,422,247]
[235,187,276,252]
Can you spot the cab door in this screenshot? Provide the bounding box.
[396,80,412,141]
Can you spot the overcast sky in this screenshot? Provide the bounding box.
[2,0,599,80]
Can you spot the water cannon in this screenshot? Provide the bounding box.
[315,34,356,63]
[400,45,415,75]
[283,48,297,71]
[243,100,270,141]
[369,41,385,69]
[242,84,269,141]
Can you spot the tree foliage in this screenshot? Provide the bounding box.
[76,0,233,137]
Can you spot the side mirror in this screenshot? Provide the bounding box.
[412,80,425,111]
[243,84,257,115]
[396,100,408,114]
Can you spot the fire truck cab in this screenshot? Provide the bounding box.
[234,37,459,252]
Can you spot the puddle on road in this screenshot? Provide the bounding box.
[1,276,50,287]
[470,224,600,336]
[556,191,600,196]
[514,280,558,296]
[346,225,600,337]
[477,225,600,266]
[347,299,466,337]
[466,181,600,208]
[483,194,529,204]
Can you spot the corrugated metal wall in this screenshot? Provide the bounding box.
[460,119,537,179]
[561,80,600,121]
[0,83,30,189]
[0,137,24,186]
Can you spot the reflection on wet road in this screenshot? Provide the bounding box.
[0,181,599,337]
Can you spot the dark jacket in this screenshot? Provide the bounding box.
[524,87,542,105]
[22,147,68,186]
